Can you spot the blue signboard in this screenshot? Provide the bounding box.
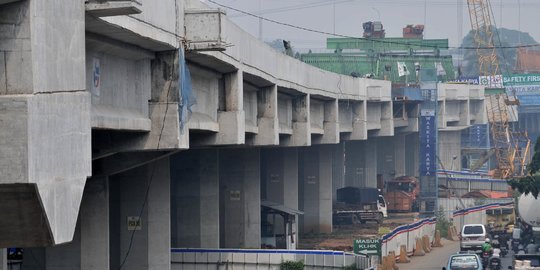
[419,109,437,176]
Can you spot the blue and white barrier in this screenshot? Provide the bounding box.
[381,217,437,258]
[171,248,371,270]
[452,201,514,233]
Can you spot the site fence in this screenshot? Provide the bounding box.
[451,201,514,231]
[438,198,513,221]
[381,217,437,257]
[171,248,371,270]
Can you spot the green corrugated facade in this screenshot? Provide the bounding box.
[301,38,456,84]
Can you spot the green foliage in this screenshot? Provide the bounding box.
[474,198,487,206]
[459,27,539,77]
[280,260,304,270]
[508,136,540,199]
[436,207,451,238]
[343,263,358,270]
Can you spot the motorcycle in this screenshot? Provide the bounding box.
[489,257,502,270]
[481,252,490,268]
[500,245,508,257]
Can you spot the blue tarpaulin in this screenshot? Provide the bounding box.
[179,48,196,133]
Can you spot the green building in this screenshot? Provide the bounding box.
[301,37,455,84]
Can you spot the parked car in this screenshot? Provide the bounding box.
[443,253,484,270]
[461,224,487,252]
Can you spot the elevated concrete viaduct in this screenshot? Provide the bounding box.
[0,0,486,268]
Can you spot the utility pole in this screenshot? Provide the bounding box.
[258,0,263,40]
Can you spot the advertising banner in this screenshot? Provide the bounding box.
[419,109,437,176]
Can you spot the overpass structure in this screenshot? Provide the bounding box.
[0,0,486,269]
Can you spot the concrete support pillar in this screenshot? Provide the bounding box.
[405,134,420,177]
[373,102,394,136]
[171,150,219,248]
[285,94,310,146]
[149,51,188,149]
[45,223,82,269]
[299,145,333,234]
[262,148,298,209]
[81,176,110,270]
[219,149,261,248]
[314,99,339,144]
[332,143,345,202]
[261,148,299,247]
[0,249,6,270]
[344,140,378,188]
[459,100,471,126]
[394,135,407,177]
[253,85,279,145]
[377,137,395,184]
[110,157,170,270]
[352,102,368,140]
[215,70,245,144]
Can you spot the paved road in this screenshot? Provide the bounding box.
[397,239,513,270]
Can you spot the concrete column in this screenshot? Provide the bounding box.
[377,137,395,184]
[299,145,333,234]
[147,158,171,270]
[344,140,378,188]
[352,101,368,140]
[285,94,310,146]
[405,134,420,177]
[81,176,110,270]
[253,85,279,145]
[313,99,339,144]
[394,135,407,177]
[332,143,345,202]
[215,70,245,144]
[20,248,45,269]
[261,148,299,209]
[171,150,219,248]
[219,149,261,248]
[378,102,394,136]
[45,223,82,269]
[0,249,6,270]
[110,157,171,270]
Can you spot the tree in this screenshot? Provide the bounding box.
[457,28,539,77]
[508,136,540,198]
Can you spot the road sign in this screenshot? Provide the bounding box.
[353,238,381,256]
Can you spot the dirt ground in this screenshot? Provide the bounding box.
[299,213,420,251]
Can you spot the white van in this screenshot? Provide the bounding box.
[460,224,487,252]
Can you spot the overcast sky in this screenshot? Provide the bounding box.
[205,0,540,50]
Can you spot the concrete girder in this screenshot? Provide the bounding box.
[92,151,177,177]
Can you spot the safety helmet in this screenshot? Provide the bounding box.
[485,238,491,243]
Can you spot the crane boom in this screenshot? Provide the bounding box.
[466,0,530,178]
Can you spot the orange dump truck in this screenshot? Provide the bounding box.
[384,176,420,213]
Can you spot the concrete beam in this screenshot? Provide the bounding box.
[85,1,142,17]
[93,151,177,177]
[0,0,19,5]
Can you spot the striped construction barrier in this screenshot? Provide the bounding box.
[452,201,514,217]
[381,217,437,259]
